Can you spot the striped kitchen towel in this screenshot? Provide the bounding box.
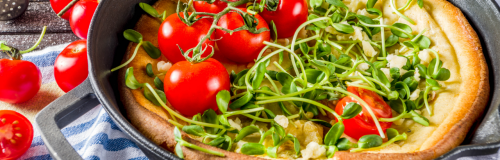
[0,44,148,160]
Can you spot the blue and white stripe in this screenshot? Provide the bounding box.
[15,44,148,160]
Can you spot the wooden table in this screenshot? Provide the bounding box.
[0,0,80,54]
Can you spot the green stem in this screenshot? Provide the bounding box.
[256,84,320,100]
[423,86,432,116]
[256,97,342,122]
[390,0,416,25]
[20,26,47,54]
[111,41,144,72]
[57,0,79,17]
[179,141,225,157]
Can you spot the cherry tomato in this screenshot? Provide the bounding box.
[158,12,215,64]
[331,86,392,140]
[50,0,74,20]
[54,40,88,92]
[0,59,41,104]
[259,0,308,38]
[215,9,270,63]
[69,0,98,39]
[164,58,230,116]
[193,0,246,14]
[0,110,34,159]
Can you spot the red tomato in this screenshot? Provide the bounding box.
[215,9,270,63]
[54,40,88,92]
[259,0,308,38]
[0,110,34,159]
[193,0,246,14]
[0,60,41,104]
[50,0,74,20]
[69,0,98,39]
[158,12,215,64]
[332,86,392,140]
[164,58,230,116]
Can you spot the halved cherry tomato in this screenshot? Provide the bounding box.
[0,59,41,104]
[215,9,270,63]
[0,110,34,159]
[50,0,74,20]
[158,12,214,64]
[331,86,392,140]
[69,0,98,39]
[54,40,88,92]
[193,0,246,14]
[259,0,308,38]
[164,58,230,116]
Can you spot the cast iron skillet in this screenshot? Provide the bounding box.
[34,0,500,159]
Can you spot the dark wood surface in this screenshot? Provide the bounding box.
[0,0,79,52]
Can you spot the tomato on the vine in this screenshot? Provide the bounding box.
[0,110,34,159]
[164,58,230,116]
[0,59,41,104]
[158,12,214,64]
[193,0,246,14]
[50,0,74,20]
[54,40,88,93]
[215,9,270,63]
[331,86,393,140]
[259,0,308,38]
[69,0,99,39]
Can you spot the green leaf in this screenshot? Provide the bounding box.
[182,125,206,137]
[336,138,357,150]
[326,146,338,158]
[235,126,260,142]
[276,72,297,94]
[410,111,430,126]
[356,15,376,24]
[385,35,399,47]
[0,42,11,51]
[174,127,182,141]
[266,70,278,81]
[123,29,143,43]
[253,62,267,90]
[233,69,249,84]
[390,67,400,81]
[308,14,328,28]
[267,146,279,158]
[416,64,428,79]
[207,137,226,147]
[433,68,451,81]
[331,12,343,23]
[427,58,443,77]
[216,90,230,113]
[241,143,266,155]
[142,41,162,59]
[403,77,419,92]
[154,77,164,91]
[418,0,424,8]
[218,115,231,128]
[326,0,348,10]
[125,67,144,89]
[415,36,431,49]
[386,128,399,140]
[374,68,391,88]
[175,143,184,159]
[305,69,325,84]
[310,0,323,8]
[202,109,219,134]
[272,122,286,137]
[391,23,412,38]
[264,109,276,119]
[401,70,415,81]
[332,23,355,34]
[146,63,154,77]
[340,103,363,119]
[389,99,405,114]
[366,8,382,16]
[270,20,278,42]
[293,137,301,156]
[358,135,383,148]
[366,0,378,8]
[324,122,345,146]
[229,92,253,109]
[300,42,310,54]
[139,2,161,18]
[272,132,281,146]
[309,119,333,128]
[143,88,167,106]
[426,78,440,89]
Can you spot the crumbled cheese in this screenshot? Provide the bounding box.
[229,117,242,130]
[234,141,247,153]
[414,68,421,81]
[410,89,421,101]
[286,120,324,146]
[430,91,436,100]
[362,41,378,57]
[350,26,365,41]
[381,68,393,82]
[274,115,289,128]
[305,112,314,119]
[349,0,364,12]
[419,49,433,65]
[157,61,172,73]
[277,38,290,46]
[357,63,370,71]
[386,54,408,69]
[357,8,374,18]
[393,118,405,126]
[300,142,326,160]
[414,110,422,114]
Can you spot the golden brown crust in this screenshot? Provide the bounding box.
[118,0,489,159]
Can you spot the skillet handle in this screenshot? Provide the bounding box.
[35,79,98,160]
